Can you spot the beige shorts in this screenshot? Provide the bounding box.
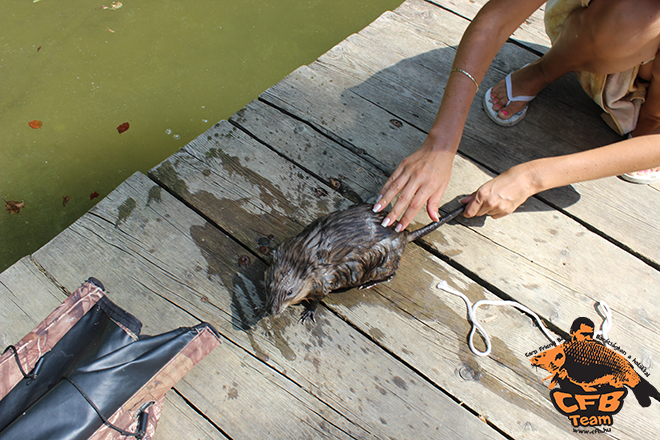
[545,0,648,135]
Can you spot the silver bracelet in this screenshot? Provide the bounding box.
[450,68,479,92]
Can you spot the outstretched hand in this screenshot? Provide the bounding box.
[460,163,538,219]
[374,145,455,232]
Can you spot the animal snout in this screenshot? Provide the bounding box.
[269,299,286,316]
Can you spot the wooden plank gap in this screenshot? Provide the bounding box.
[411,238,570,340]
[530,201,660,274]
[146,165,270,265]
[27,255,72,297]
[321,290,515,440]
[422,0,548,56]
[505,36,545,58]
[255,96,387,172]
[168,388,232,440]
[224,339,378,439]
[345,81,432,138]
[422,0,472,22]
[226,117,360,204]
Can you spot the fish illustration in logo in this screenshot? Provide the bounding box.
[531,317,660,407]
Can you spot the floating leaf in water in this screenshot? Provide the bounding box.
[28,120,43,129]
[107,28,115,33]
[62,195,71,207]
[5,200,25,214]
[117,122,129,133]
[90,191,100,200]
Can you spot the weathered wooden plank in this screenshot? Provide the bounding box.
[261,15,613,161]
[159,392,228,440]
[230,100,386,203]
[0,257,227,440]
[0,257,67,347]
[424,0,551,53]
[150,124,353,250]
[149,119,660,439]
[33,171,503,439]
[174,336,366,439]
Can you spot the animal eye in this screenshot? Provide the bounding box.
[286,290,295,298]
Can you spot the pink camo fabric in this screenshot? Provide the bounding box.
[88,327,220,440]
[0,281,105,400]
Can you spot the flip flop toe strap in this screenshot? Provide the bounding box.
[505,72,536,104]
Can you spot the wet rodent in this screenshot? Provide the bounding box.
[265,203,465,323]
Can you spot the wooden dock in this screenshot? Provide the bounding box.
[3,0,660,438]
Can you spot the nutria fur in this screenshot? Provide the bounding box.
[265,203,465,323]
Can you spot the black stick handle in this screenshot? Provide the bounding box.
[436,204,466,226]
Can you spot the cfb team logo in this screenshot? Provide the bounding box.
[528,317,660,433]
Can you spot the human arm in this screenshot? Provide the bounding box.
[461,134,660,218]
[374,0,547,231]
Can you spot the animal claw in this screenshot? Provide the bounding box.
[299,309,316,324]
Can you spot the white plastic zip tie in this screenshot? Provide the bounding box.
[593,300,612,341]
[436,281,558,357]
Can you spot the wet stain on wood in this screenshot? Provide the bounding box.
[260,314,297,361]
[116,197,137,227]
[204,144,289,209]
[146,185,162,206]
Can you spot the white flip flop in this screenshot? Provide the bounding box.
[483,69,536,127]
[619,169,660,184]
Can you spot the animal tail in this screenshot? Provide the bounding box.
[407,205,466,242]
[631,376,660,407]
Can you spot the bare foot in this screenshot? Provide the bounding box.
[490,60,550,120]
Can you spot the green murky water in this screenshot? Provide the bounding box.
[0,0,402,271]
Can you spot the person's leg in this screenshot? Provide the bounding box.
[633,56,660,137]
[625,54,660,180]
[490,0,660,121]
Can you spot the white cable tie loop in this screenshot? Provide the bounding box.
[436,281,557,357]
[594,300,612,341]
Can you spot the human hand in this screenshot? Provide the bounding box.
[461,163,538,219]
[373,143,455,232]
